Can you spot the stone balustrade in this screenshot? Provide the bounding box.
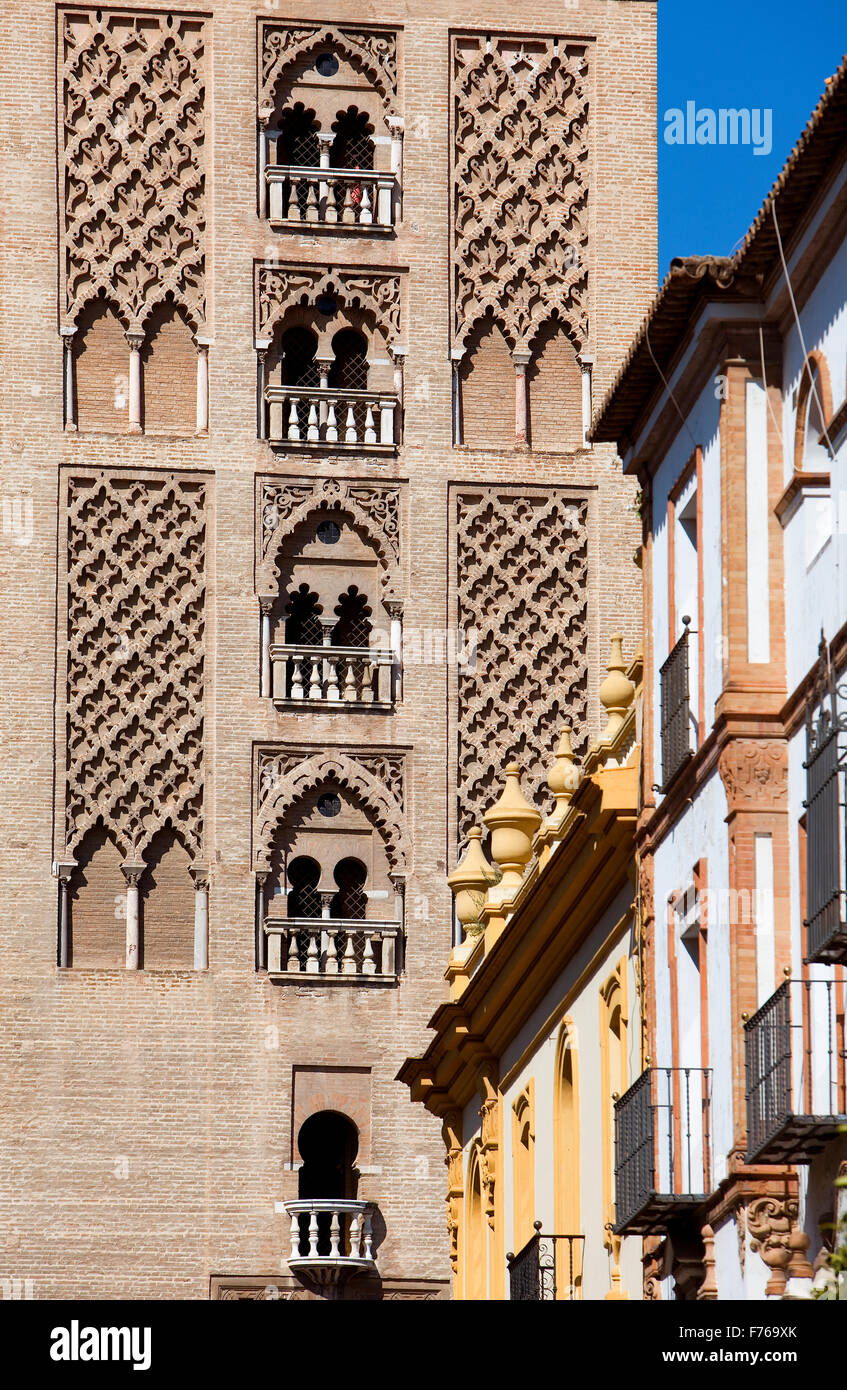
[265,386,398,451]
[269,643,395,708]
[266,165,395,229]
[264,917,402,980]
[283,1199,376,1285]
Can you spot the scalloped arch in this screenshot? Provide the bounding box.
[258,480,400,599]
[259,23,398,122]
[255,751,408,872]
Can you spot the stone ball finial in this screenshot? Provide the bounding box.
[447,827,494,932]
[599,633,635,741]
[484,761,542,899]
[547,726,580,822]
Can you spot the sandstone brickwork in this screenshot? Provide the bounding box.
[0,0,655,1299]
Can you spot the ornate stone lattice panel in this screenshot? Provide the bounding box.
[256,265,402,348]
[455,489,588,841]
[58,7,207,333]
[258,22,398,121]
[451,33,589,352]
[64,474,206,860]
[257,477,401,599]
[254,747,408,873]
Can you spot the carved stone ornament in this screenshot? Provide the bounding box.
[58,7,207,334]
[256,265,402,348]
[442,1111,463,1275]
[718,739,788,815]
[456,489,588,842]
[258,22,397,122]
[258,478,401,600]
[254,749,408,873]
[65,473,206,861]
[257,747,405,813]
[451,34,589,352]
[477,1066,499,1230]
[747,1196,802,1297]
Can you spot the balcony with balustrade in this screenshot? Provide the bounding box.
[265,386,398,452]
[613,1066,713,1234]
[265,916,403,983]
[266,166,396,231]
[506,1224,584,1301]
[281,1200,376,1286]
[744,976,847,1163]
[270,642,395,710]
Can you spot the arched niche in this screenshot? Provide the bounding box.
[459,314,515,450]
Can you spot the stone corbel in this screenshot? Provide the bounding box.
[748,1196,811,1297]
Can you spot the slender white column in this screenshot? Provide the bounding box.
[387,601,403,703]
[258,121,268,219]
[513,350,531,448]
[317,132,333,220]
[388,115,404,220]
[127,333,144,434]
[122,862,145,969]
[195,339,209,434]
[388,872,405,976]
[55,860,76,967]
[260,599,273,697]
[60,327,77,430]
[580,354,594,447]
[451,347,465,445]
[255,872,268,971]
[190,866,209,970]
[256,341,271,439]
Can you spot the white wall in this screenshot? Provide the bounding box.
[650,379,722,793]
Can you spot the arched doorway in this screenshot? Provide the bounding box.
[296,1111,360,1255]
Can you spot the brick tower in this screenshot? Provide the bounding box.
[0,1,656,1298]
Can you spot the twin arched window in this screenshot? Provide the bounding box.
[278,102,375,171]
[287,854,368,920]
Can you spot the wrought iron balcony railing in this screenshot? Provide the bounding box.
[614,1067,712,1234]
[264,917,402,981]
[270,643,395,709]
[266,166,396,230]
[659,623,693,790]
[744,977,847,1163]
[265,386,398,451]
[506,1224,584,1301]
[283,1199,376,1286]
[804,636,847,964]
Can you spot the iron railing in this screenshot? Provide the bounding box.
[804,635,847,964]
[506,1224,584,1301]
[614,1067,712,1234]
[659,624,692,790]
[744,977,847,1163]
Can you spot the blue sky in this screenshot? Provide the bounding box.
[658,0,846,275]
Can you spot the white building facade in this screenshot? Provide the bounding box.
[593,62,847,1300]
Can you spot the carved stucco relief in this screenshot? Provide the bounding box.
[257,477,401,602]
[451,33,589,354]
[258,22,398,122]
[58,7,207,334]
[455,489,588,842]
[254,748,408,874]
[65,474,206,860]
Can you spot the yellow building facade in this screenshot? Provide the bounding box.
[400,638,646,1299]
